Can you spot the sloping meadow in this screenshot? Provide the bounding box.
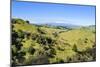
[11,19,96,66]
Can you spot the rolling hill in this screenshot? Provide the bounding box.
[11,18,96,66]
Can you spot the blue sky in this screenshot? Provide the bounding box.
[12,1,96,26]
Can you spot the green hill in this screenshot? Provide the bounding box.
[11,18,96,66]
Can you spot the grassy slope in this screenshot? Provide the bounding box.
[12,19,96,65]
[48,28,95,63]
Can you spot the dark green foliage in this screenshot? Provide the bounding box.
[58,59,64,63]
[84,38,88,43]
[26,20,30,24]
[23,31,31,39]
[46,37,54,44]
[37,35,47,45]
[84,40,87,43]
[37,27,46,34]
[17,30,25,39]
[52,32,58,37]
[70,43,96,62]
[15,43,23,50]
[72,44,78,52]
[57,47,65,51]
[31,33,39,40]
[28,47,36,55]
[44,46,49,50]
[16,51,26,59]
[37,35,55,45]
[92,31,96,34]
[46,47,56,58]
[55,58,65,63]
[12,29,26,65]
[72,46,96,62]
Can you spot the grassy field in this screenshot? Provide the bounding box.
[11,18,96,66]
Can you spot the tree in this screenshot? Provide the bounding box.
[37,27,45,34]
[12,30,26,65]
[72,44,78,52]
[26,20,30,24]
[28,46,36,55]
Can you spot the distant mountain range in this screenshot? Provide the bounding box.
[33,22,95,29]
[34,22,81,28]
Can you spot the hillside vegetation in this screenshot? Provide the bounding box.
[11,18,96,66]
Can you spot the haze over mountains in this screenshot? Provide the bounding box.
[32,21,95,29]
